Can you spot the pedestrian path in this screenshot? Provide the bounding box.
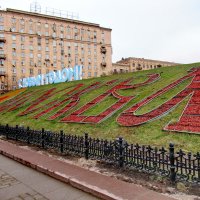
[0,139,175,200]
[0,155,99,200]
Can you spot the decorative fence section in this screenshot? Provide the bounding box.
[0,124,199,184]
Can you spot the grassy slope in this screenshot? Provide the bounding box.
[1,63,200,152]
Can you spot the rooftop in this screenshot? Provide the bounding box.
[1,8,112,30]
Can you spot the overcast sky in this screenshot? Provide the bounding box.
[1,0,200,64]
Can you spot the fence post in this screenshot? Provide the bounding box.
[15,125,18,141]
[41,128,45,148]
[118,137,124,168]
[169,143,176,183]
[85,133,89,160]
[60,130,64,153]
[27,126,30,144]
[6,124,9,139]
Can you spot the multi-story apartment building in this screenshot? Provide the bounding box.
[113,57,179,73]
[0,8,112,92]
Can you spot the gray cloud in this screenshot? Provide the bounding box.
[1,0,200,63]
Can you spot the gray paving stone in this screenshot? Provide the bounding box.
[0,155,99,200]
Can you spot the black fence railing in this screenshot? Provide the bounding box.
[0,124,199,184]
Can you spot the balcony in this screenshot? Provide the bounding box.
[101,62,107,67]
[0,38,6,43]
[101,47,107,54]
[0,54,6,59]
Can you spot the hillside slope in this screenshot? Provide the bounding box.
[0,63,200,152]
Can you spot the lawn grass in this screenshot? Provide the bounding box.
[0,63,200,152]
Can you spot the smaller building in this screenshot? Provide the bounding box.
[112,57,180,74]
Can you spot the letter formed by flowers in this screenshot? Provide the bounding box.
[33,82,101,120]
[61,73,160,123]
[117,68,200,134]
[0,89,43,113]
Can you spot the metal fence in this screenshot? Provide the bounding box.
[0,124,199,184]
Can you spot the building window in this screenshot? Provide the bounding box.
[12,43,16,49]
[45,23,49,28]
[11,18,16,23]
[88,65,91,70]
[38,46,42,51]
[37,53,41,58]
[12,35,16,40]
[29,19,33,25]
[0,60,4,65]
[30,53,34,58]
[20,28,24,33]
[67,26,71,33]
[0,17,4,23]
[81,49,84,55]
[21,60,25,66]
[53,40,56,47]
[94,72,97,77]
[20,19,24,24]
[21,36,25,42]
[74,57,78,65]
[37,37,41,45]
[29,68,34,75]
[0,43,4,48]
[21,52,25,58]
[45,46,49,52]
[29,45,33,50]
[12,66,16,73]
[0,25,4,31]
[12,51,16,57]
[88,72,91,77]
[29,29,33,34]
[12,60,16,66]
[0,34,4,38]
[30,60,34,67]
[38,61,42,67]
[21,44,25,50]
[60,25,64,32]
[52,32,56,38]
[22,68,25,74]
[38,69,41,74]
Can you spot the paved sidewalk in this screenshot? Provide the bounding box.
[0,139,175,200]
[0,155,99,200]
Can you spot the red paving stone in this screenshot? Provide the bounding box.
[0,139,175,200]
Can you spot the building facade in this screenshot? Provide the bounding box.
[0,8,112,92]
[113,57,179,73]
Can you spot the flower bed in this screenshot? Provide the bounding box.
[117,68,200,134]
[117,71,199,126]
[61,73,160,124]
